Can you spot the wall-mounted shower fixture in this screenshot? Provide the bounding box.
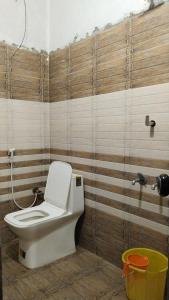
[132,173,147,186]
[151,174,169,197]
[151,182,158,190]
[8,148,38,209]
[145,115,156,127]
[8,148,16,158]
[32,187,44,201]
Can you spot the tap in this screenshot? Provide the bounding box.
[132,173,147,186]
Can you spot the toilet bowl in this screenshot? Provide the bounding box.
[4,161,84,269]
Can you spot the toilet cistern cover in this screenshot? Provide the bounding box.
[44,161,72,209]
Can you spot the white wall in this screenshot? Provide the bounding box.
[49,0,149,51]
[0,0,49,51]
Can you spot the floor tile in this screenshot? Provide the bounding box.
[2,240,126,300]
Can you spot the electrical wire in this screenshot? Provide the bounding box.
[11,0,27,60]
[10,157,38,210]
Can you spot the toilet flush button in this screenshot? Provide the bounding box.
[76,176,81,187]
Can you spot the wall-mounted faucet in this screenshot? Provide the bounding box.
[132,173,147,186]
[151,183,158,190]
[145,115,156,127]
[8,148,16,158]
[151,174,169,197]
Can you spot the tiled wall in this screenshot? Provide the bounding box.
[50,83,169,266]
[0,3,169,268]
[49,4,169,102]
[48,4,169,266]
[0,43,50,244]
[0,42,49,101]
[0,99,50,244]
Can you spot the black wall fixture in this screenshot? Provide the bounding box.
[157,174,169,197]
[152,174,169,197]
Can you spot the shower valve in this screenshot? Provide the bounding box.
[32,187,43,196]
[8,148,16,158]
[151,183,158,190]
[132,173,147,186]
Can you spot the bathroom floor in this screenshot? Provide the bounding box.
[2,240,127,300]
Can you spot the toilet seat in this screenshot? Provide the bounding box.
[4,202,69,229]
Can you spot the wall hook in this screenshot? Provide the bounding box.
[145,115,156,127]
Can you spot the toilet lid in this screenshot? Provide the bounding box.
[44,161,72,209]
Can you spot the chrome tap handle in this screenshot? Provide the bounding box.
[151,183,158,190]
[131,173,147,186]
[132,179,139,185]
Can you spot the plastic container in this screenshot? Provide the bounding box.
[122,248,168,300]
[123,254,149,277]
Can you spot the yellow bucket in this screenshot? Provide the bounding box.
[122,248,168,300]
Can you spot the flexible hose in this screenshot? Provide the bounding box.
[10,158,38,210]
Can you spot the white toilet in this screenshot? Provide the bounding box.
[4,161,84,269]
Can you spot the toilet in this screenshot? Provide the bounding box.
[4,161,84,269]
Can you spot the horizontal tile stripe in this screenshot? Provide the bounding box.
[82,205,168,256]
[0,148,50,157]
[0,177,47,190]
[51,148,169,170]
[0,159,50,170]
[51,158,156,187]
[0,154,50,164]
[69,165,165,208]
[0,189,34,202]
[0,171,48,183]
[0,187,45,203]
[50,157,169,208]
[84,178,169,208]
[85,198,169,235]
[70,161,155,185]
[50,153,169,178]
[0,165,49,177]
[0,194,44,219]
[0,181,45,196]
[85,191,168,226]
[0,170,48,183]
[85,185,169,217]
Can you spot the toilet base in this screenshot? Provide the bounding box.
[19,219,77,269]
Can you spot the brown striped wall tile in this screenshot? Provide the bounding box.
[1,5,169,102]
[49,4,169,101]
[0,43,49,102]
[0,170,48,183]
[79,206,168,267]
[0,159,50,170]
[0,181,45,196]
[50,148,169,171]
[85,192,169,227]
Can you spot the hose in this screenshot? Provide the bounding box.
[10,157,38,210]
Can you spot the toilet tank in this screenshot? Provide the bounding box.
[44,161,72,210]
[44,162,84,214]
[68,174,84,214]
